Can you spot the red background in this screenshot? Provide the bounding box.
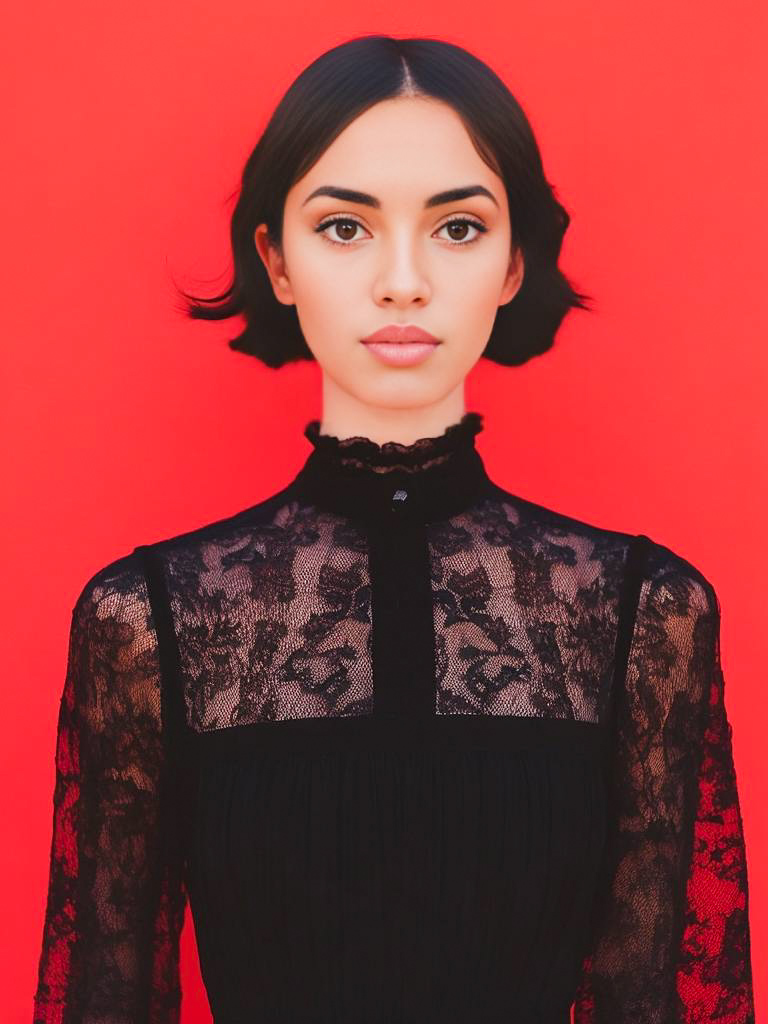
[4,2,766,1020]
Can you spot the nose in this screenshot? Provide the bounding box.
[372,235,431,307]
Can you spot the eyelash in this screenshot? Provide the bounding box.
[314,215,488,248]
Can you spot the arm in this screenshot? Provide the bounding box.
[32,554,187,1024]
[573,540,754,1022]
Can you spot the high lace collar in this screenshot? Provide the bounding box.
[304,411,485,473]
[291,411,493,523]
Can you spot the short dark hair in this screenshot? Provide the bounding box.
[174,34,594,368]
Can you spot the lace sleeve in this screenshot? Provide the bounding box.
[32,554,187,1024]
[573,541,755,1022]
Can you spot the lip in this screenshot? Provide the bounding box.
[361,325,440,344]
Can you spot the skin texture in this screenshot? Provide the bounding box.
[254,94,524,445]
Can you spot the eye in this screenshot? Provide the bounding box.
[314,216,370,246]
[435,217,488,246]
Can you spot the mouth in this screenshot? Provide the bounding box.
[361,325,440,345]
[360,326,441,367]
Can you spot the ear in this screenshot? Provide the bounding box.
[499,245,524,306]
[254,224,295,306]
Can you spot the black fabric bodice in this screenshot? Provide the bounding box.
[32,411,755,1024]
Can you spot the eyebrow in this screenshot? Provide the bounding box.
[301,184,499,209]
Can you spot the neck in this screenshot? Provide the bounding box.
[316,378,468,449]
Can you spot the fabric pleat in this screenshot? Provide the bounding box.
[187,742,604,1024]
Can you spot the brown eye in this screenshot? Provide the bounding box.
[447,222,470,241]
[315,217,367,246]
[333,220,359,241]
[436,218,487,245]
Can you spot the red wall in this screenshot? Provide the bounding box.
[4,2,766,1020]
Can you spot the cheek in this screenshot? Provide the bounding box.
[290,248,363,320]
[291,283,363,375]
[438,239,512,300]
[439,265,506,333]
[467,240,513,291]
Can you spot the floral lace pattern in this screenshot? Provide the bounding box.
[573,544,754,1021]
[165,509,376,730]
[428,500,626,719]
[33,558,186,1023]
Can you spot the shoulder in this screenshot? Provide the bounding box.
[640,535,720,628]
[487,484,636,554]
[488,484,719,616]
[75,549,146,607]
[75,482,301,605]
[484,484,637,586]
[623,536,722,716]
[71,551,159,673]
[136,480,302,562]
[65,551,164,730]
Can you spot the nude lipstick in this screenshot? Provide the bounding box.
[361,325,441,367]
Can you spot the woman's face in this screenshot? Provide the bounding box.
[255,95,523,414]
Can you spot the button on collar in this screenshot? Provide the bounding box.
[292,412,491,523]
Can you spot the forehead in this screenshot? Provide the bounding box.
[288,97,500,206]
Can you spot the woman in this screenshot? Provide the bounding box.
[33,34,755,1023]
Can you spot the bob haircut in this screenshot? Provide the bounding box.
[176,34,593,368]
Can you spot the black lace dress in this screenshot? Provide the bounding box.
[33,411,755,1024]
